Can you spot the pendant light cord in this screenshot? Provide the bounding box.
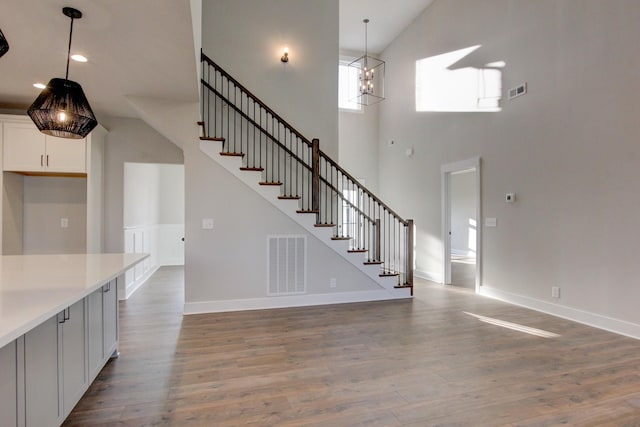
[65,16,75,81]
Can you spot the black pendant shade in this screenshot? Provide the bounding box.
[0,28,9,58]
[28,78,97,139]
[27,7,97,139]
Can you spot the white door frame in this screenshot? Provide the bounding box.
[441,157,481,292]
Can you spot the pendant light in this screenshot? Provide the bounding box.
[0,28,8,58]
[28,7,97,139]
[348,19,385,106]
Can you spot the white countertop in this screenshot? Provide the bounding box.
[0,253,148,349]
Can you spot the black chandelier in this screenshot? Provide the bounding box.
[28,7,97,139]
[0,28,9,58]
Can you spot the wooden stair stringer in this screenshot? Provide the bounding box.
[199,140,410,298]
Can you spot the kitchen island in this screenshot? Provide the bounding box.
[0,253,148,427]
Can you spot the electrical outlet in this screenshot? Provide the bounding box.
[551,286,560,298]
[60,218,69,228]
[202,218,214,229]
[330,278,337,288]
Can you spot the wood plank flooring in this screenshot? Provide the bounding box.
[64,267,640,426]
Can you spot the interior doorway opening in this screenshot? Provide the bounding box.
[441,158,481,292]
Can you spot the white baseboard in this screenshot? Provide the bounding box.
[121,265,160,300]
[415,269,443,284]
[479,286,640,340]
[184,289,411,315]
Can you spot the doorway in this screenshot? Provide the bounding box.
[441,158,481,292]
[122,162,185,298]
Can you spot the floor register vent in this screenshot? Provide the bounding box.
[267,235,307,296]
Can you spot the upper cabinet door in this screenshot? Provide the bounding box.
[3,122,47,172]
[45,135,86,173]
[2,121,87,174]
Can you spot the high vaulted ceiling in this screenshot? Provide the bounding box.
[340,0,434,54]
[0,0,433,121]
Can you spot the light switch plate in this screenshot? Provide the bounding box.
[202,218,214,229]
[485,217,497,227]
[60,218,69,228]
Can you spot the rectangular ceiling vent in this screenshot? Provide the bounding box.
[267,235,307,296]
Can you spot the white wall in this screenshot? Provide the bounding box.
[450,171,476,255]
[201,0,339,158]
[379,0,640,336]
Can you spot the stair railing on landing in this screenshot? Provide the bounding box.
[200,52,413,289]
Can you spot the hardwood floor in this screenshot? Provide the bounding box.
[64,267,640,426]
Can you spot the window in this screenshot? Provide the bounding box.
[338,61,362,111]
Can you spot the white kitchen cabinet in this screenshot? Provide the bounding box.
[0,340,18,427]
[24,315,63,427]
[0,114,106,256]
[2,121,86,174]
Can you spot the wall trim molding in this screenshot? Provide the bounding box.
[121,265,159,300]
[184,289,411,315]
[479,286,640,340]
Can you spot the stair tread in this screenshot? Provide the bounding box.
[240,167,264,171]
[380,272,399,277]
[200,136,225,142]
[278,195,301,200]
[220,152,245,157]
[348,249,368,253]
[331,236,351,241]
[297,210,319,214]
[314,223,336,228]
[364,261,383,265]
[259,181,283,186]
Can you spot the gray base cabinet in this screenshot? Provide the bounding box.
[0,279,119,427]
[61,299,88,417]
[24,315,63,427]
[88,279,118,382]
[0,341,18,427]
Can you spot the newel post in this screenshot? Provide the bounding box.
[312,138,320,221]
[406,219,414,288]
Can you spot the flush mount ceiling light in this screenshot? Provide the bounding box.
[28,7,97,139]
[71,54,87,62]
[0,28,9,58]
[348,19,385,106]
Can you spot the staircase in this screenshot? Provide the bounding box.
[199,52,413,296]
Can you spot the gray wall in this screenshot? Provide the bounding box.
[379,0,640,331]
[22,176,87,254]
[202,0,339,158]
[102,117,184,253]
[338,105,380,194]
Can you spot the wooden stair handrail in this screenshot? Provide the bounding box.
[202,52,312,147]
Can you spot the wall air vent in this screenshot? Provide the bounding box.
[508,83,527,100]
[267,235,307,296]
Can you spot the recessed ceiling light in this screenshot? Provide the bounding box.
[71,54,88,62]
[33,83,46,89]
